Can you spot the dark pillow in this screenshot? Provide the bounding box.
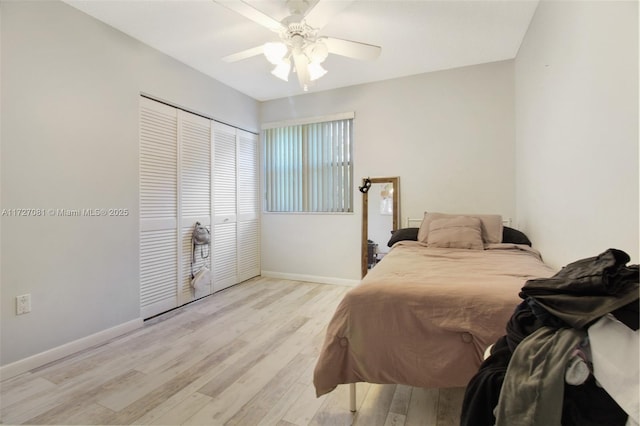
[387,227,419,247]
[502,226,532,246]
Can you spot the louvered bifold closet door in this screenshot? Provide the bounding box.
[180,111,212,303]
[139,97,178,319]
[237,130,260,282]
[212,122,238,291]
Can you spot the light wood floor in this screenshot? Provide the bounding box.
[0,277,465,426]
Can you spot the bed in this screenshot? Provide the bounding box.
[313,213,556,405]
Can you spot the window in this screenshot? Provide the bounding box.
[263,113,353,213]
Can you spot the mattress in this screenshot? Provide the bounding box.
[313,241,555,396]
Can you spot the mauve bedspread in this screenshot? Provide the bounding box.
[313,242,555,397]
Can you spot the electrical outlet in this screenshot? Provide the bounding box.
[16,294,31,315]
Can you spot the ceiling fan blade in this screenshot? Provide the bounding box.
[323,37,381,61]
[222,45,264,63]
[303,0,354,29]
[214,0,284,32]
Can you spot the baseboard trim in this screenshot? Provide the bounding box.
[0,318,143,381]
[261,271,360,287]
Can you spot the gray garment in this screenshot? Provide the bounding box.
[495,326,585,426]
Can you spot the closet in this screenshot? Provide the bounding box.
[212,122,260,291]
[139,96,259,319]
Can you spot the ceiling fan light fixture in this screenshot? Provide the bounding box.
[307,41,329,64]
[264,42,288,65]
[271,59,291,81]
[216,0,381,92]
[308,62,327,81]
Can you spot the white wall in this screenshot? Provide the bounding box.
[260,60,516,282]
[515,0,639,269]
[1,0,259,368]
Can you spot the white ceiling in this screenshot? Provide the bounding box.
[64,0,539,101]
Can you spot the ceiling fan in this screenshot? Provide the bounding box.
[216,0,382,91]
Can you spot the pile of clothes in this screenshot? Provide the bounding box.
[461,248,639,426]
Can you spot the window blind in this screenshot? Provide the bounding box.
[264,118,353,213]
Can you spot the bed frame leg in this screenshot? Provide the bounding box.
[349,383,356,412]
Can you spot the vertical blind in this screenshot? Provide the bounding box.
[264,117,353,213]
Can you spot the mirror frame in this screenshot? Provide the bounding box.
[361,177,400,278]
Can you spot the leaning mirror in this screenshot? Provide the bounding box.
[360,177,400,278]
